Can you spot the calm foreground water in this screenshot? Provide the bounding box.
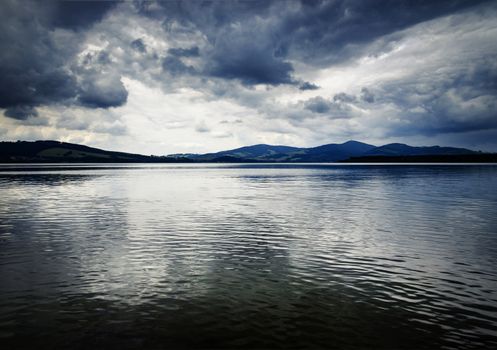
[0,163,497,349]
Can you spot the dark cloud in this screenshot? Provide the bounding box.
[304,97,332,113]
[275,0,490,65]
[360,87,375,103]
[299,82,319,90]
[50,1,119,30]
[95,51,112,65]
[0,67,78,111]
[205,28,296,85]
[162,56,196,75]
[135,0,490,88]
[168,46,200,57]
[140,0,491,75]
[131,38,147,53]
[135,0,273,27]
[0,0,128,120]
[333,92,356,103]
[73,49,129,108]
[1,0,496,149]
[207,54,294,86]
[136,0,297,85]
[371,57,497,136]
[4,105,38,120]
[0,0,79,117]
[303,91,364,116]
[78,74,128,108]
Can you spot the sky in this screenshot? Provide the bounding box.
[1,0,497,155]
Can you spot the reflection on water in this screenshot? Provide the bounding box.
[1,164,497,349]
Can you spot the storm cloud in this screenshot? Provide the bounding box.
[50,0,118,30]
[303,93,357,118]
[0,0,128,120]
[1,0,496,152]
[131,38,147,53]
[168,46,200,57]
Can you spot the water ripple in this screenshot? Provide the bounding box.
[1,164,497,349]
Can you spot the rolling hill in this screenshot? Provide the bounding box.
[181,140,480,162]
[0,140,492,163]
[187,140,376,162]
[0,141,189,163]
[364,143,478,157]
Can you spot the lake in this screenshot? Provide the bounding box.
[1,163,496,349]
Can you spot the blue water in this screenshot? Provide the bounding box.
[1,163,496,349]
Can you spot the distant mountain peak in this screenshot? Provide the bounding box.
[366,143,476,156]
[343,140,372,145]
[384,142,408,146]
[1,140,486,163]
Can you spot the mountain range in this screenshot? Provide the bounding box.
[179,140,483,162]
[0,140,494,163]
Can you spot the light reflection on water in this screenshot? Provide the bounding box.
[1,163,497,349]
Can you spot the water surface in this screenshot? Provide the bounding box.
[1,163,497,349]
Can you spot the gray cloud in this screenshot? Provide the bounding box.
[162,56,196,76]
[299,82,320,91]
[49,1,118,30]
[134,1,297,86]
[304,97,332,114]
[303,94,354,118]
[333,92,356,103]
[195,121,210,133]
[139,0,491,75]
[130,0,490,93]
[0,1,77,117]
[2,0,497,150]
[4,105,38,120]
[0,0,128,120]
[360,88,375,103]
[168,46,200,57]
[273,0,490,66]
[204,24,296,86]
[374,57,497,136]
[220,119,243,125]
[131,38,147,53]
[78,74,128,109]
